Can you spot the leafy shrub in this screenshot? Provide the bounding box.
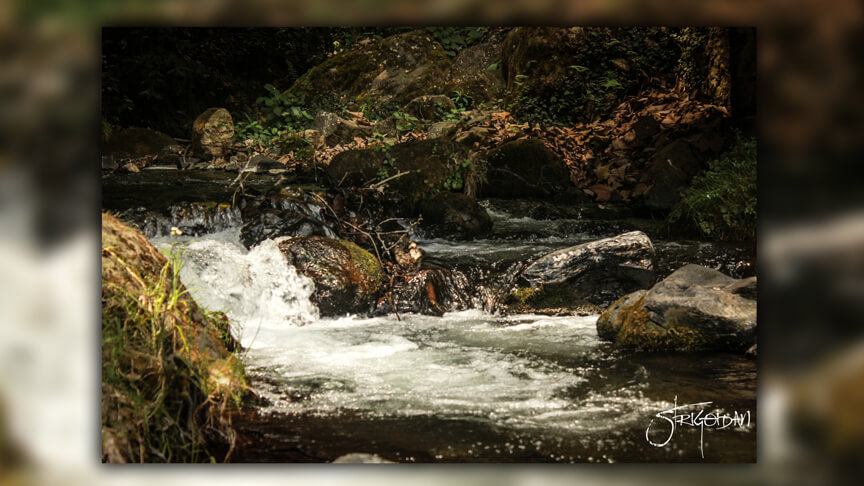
[668,134,757,241]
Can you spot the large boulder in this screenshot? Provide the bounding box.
[444,39,505,105]
[479,138,570,198]
[278,236,386,316]
[417,192,492,240]
[102,126,176,158]
[516,231,655,308]
[192,107,234,158]
[325,138,467,213]
[596,264,757,352]
[288,30,451,109]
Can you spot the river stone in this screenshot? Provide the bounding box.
[596,264,757,352]
[417,192,492,240]
[479,138,570,198]
[520,231,655,307]
[278,236,386,316]
[192,107,234,158]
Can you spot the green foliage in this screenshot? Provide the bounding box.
[425,27,486,57]
[669,134,757,241]
[507,27,685,125]
[256,84,313,129]
[391,110,420,139]
[671,27,710,89]
[449,90,473,111]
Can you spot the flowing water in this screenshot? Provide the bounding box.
[143,195,756,463]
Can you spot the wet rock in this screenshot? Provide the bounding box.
[400,94,455,120]
[239,189,336,248]
[192,107,234,158]
[288,30,451,108]
[479,138,570,198]
[102,126,176,158]
[427,121,458,139]
[378,264,472,317]
[311,111,374,146]
[332,453,393,464]
[521,231,655,307]
[325,138,465,212]
[417,192,492,240]
[596,264,757,352]
[444,38,505,104]
[278,236,386,316]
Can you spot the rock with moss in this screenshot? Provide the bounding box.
[503,283,604,316]
[192,107,234,158]
[325,138,466,213]
[102,126,176,158]
[101,212,246,463]
[520,231,655,308]
[444,38,505,105]
[278,236,386,316]
[479,138,570,198]
[596,264,757,352]
[288,30,451,111]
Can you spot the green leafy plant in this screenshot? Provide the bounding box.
[255,84,313,130]
[668,134,757,241]
[449,90,473,112]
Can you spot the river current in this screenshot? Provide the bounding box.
[145,199,756,463]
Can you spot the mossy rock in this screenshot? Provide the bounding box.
[595,264,756,352]
[504,283,602,315]
[101,212,246,463]
[444,38,505,105]
[288,30,452,110]
[325,138,466,213]
[278,236,386,316]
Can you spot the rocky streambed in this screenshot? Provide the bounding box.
[104,171,756,462]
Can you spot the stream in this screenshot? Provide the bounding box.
[107,172,756,463]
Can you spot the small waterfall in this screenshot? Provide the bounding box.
[153,236,320,346]
[120,202,243,238]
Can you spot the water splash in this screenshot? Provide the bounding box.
[153,236,320,346]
